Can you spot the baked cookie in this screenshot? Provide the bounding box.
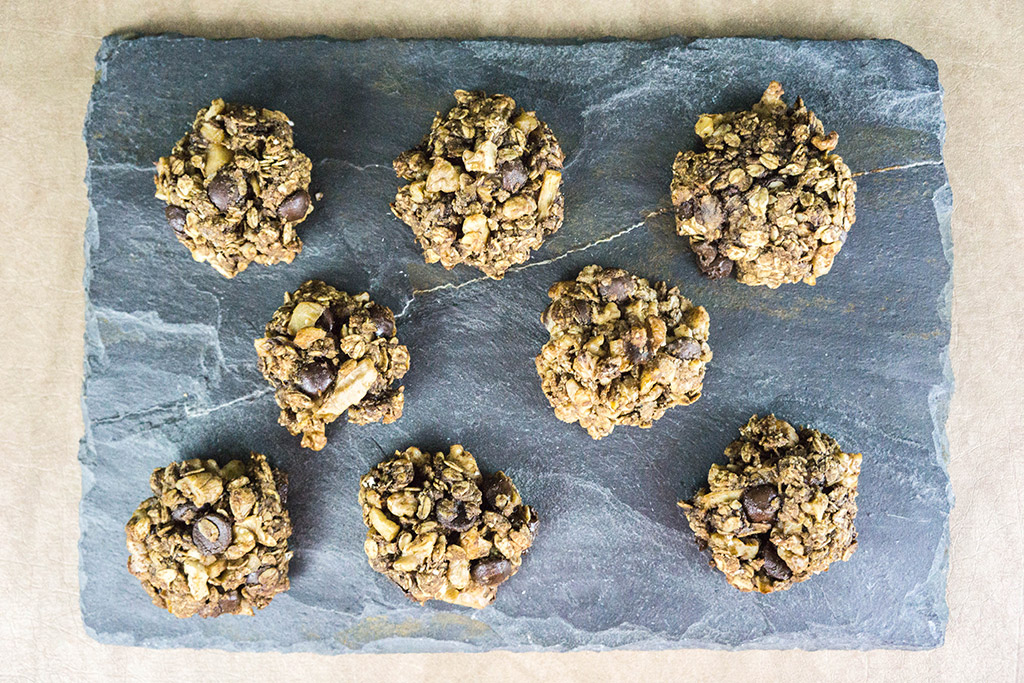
[678,414,861,593]
[254,280,410,451]
[671,82,856,288]
[125,453,292,618]
[535,265,711,439]
[155,98,314,278]
[392,89,565,279]
[359,445,538,609]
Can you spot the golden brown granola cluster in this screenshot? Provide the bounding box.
[392,89,565,279]
[672,82,856,288]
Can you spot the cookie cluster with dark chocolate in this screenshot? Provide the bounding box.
[392,89,565,279]
[359,445,538,608]
[535,265,712,439]
[671,82,856,288]
[254,280,410,450]
[154,98,313,278]
[125,453,292,618]
[679,414,861,593]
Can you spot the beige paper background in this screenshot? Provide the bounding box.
[1,1,1021,680]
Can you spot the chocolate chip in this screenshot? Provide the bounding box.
[482,472,516,510]
[165,205,187,237]
[664,338,702,360]
[330,301,357,327]
[170,501,199,524]
[571,299,592,325]
[541,298,591,331]
[625,327,651,365]
[703,255,734,279]
[367,303,395,337]
[315,306,337,335]
[675,198,694,219]
[277,190,311,222]
[760,541,792,581]
[470,557,513,586]
[691,240,717,266]
[436,499,480,532]
[597,271,635,302]
[215,590,242,615]
[207,173,242,212]
[741,484,779,523]
[692,241,733,279]
[192,513,233,556]
[499,159,528,193]
[295,359,335,397]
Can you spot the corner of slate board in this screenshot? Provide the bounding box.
[79,34,952,653]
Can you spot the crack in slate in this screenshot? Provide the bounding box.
[852,160,942,177]
[396,216,652,319]
[183,387,273,420]
[93,387,273,432]
[315,159,391,173]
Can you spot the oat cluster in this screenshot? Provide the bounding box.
[254,280,410,451]
[535,265,712,439]
[154,98,313,278]
[359,445,538,609]
[125,453,292,618]
[671,82,856,288]
[679,414,861,593]
[392,89,565,279]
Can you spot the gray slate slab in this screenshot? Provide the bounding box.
[80,34,952,652]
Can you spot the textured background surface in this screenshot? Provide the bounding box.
[80,35,951,653]
[1,0,1021,679]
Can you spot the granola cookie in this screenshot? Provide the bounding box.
[391,89,565,279]
[125,453,292,618]
[671,82,856,288]
[254,280,410,451]
[154,98,314,278]
[359,445,538,609]
[678,414,861,593]
[535,265,711,439]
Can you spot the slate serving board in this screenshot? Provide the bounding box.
[80,34,952,652]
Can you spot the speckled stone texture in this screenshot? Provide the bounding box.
[81,35,951,652]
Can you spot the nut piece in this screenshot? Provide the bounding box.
[125,453,292,618]
[359,445,538,608]
[537,170,562,219]
[204,143,234,178]
[671,82,856,288]
[535,265,711,439]
[316,357,378,416]
[254,280,410,451]
[287,301,326,336]
[391,89,565,279]
[678,414,861,593]
[460,213,490,253]
[154,98,314,278]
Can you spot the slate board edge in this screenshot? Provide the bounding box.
[77,33,954,653]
